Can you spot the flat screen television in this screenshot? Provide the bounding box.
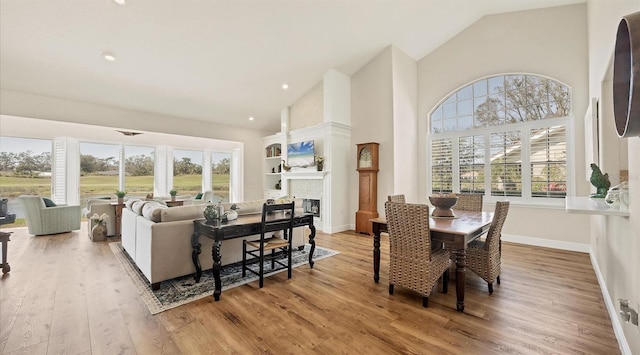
[287,140,314,167]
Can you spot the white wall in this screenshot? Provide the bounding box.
[0,90,269,200]
[587,0,640,352]
[350,47,394,220]
[416,4,592,245]
[391,47,419,201]
[288,81,324,130]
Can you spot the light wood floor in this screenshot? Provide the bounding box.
[0,223,620,354]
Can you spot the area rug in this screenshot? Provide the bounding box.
[109,242,339,314]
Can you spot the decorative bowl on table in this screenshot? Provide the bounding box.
[429,194,458,218]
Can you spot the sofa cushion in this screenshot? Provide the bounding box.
[131,200,148,215]
[222,199,265,215]
[160,204,207,222]
[43,197,57,207]
[142,202,168,222]
[125,198,142,210]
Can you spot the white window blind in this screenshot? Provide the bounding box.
[52,138,66,203]
[490,131,522,197]
[52,137,80,205]
[431,138,453,193]
[459,135,484,194]
[154,146,170,196]
[530,125,567,198]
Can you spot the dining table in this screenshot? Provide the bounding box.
[370,209,494,312]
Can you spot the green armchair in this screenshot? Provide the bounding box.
[18,195,81,236]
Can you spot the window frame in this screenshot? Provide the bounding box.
[427,74,574,207]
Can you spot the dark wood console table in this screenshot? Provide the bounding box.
[191,212,316,301]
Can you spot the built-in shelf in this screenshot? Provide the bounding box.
[565,196,629,217]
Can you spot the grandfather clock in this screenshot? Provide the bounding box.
[355,142,379,235]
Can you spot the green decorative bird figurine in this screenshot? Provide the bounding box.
[589,163,611,198]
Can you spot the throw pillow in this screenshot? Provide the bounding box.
[42,197,57,207]
[195,192,203,200]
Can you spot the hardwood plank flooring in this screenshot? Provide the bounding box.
[0,224,620,354]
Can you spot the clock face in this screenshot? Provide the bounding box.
[358,147,372,168]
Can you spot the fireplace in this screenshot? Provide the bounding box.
[302,198,321,218]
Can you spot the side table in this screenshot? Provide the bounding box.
[0,231,10,274]
[0,213,15,274]
[110,202,124,237]
[166,200,184,207]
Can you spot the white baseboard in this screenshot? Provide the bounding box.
[590,251,632,355]
[501,233,590,253]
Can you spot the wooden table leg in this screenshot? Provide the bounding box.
[455,249,466,312]
[191,230,202,282]
[373,229,381,283]
[307,224,316,268]
[212,240,222,301]
[0,232,10,274]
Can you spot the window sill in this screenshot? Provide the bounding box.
[483,197,566,210]
[565,196,629,217]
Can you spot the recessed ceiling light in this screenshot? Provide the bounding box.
[113,0,126,5]
[249,116,255,121]
[282,83,289,90]
[102,52,116,62]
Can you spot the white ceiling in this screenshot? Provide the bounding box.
[0,0,584,132]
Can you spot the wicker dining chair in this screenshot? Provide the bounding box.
[387,194,406,203]
[385,201,450,307]
[454,193,483,212]
[466,201,510,294]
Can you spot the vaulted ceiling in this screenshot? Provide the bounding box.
[0,0,584,132]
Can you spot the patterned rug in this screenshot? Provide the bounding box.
[109,242,339,314]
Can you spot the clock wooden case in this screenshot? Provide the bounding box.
[355,142,379,235]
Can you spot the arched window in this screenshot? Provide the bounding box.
[428,74,571,202]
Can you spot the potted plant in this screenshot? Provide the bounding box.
[116,190,126,204]
[170,189,178,201]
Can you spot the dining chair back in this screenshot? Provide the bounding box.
[387,194,406,203]
[454,193,483,212]
[242,202,295,288]
[385,201,450,307]
[466,201,510,294]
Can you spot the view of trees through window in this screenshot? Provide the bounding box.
[212,152,231,202]
[173,149,203,197]
[80,142,119,204]
[124,145,154,196]
[429,74,569,200]
[0,136,52,223]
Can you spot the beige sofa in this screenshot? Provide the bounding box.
[121,198,305,289]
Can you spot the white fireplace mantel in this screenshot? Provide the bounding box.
[282,171,327,180]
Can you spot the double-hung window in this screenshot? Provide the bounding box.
[428,74,571,204]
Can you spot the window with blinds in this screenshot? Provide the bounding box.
[428,74,571,203]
